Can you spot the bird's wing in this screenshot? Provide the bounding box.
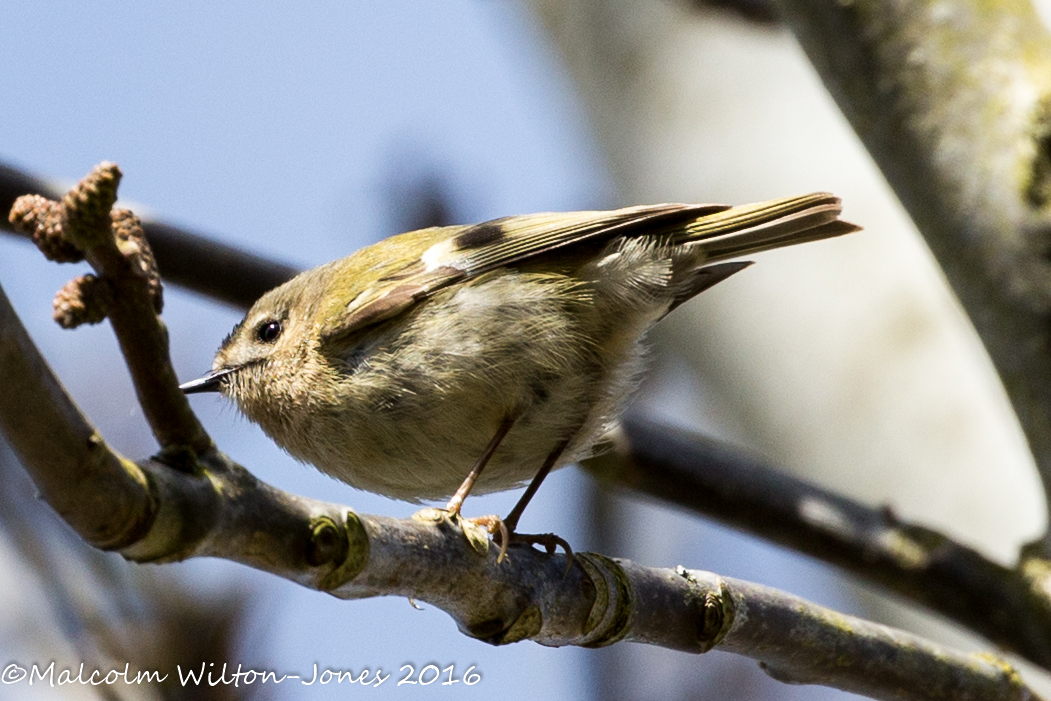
[318,203,724,345]
[319,193,856,346]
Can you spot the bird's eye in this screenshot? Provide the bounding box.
[256,320,283,343]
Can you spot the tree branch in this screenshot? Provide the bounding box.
[8,161,1051,676]
[588,418,1051,669]
[0,281,154,550]
[0,275,1037,698]
[775,0,1051,548]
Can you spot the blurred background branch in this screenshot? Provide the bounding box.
[686,0,778,24]
[592,416,1051,668]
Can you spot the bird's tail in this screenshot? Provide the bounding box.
[655,193,860,313]
[677,192,860,263]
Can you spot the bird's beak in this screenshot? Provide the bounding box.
[180,366,239,394]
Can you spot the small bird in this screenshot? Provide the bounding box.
[182,194,858,552]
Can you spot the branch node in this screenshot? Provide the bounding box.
[700,592,725,641]
[462,605,546,646]
[677,565,734,651]
[498,605,543,645]
[317,512,369,590]
[576,552,633,648]
[152,444,201,474]
[464,616,510,641]
[307,515,346,567]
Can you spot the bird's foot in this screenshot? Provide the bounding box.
[415,508,508,559]
[469,515,573,570]
[465,515,512,562]
[505,531,574,574]
[417,508,572,570]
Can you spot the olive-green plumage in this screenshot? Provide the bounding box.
[184,193,858,503]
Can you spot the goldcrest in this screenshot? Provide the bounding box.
[182,194,858,531]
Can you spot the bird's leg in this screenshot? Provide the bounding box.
[444,413,517,517]
[503,439,569,533]
[474,439,573,565]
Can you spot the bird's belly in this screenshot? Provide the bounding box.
[287,377,603,502]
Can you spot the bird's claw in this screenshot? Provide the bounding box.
[499,531,574,573]
[466,515,512,563]
[470,516,573,571]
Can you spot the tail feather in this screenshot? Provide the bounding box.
[716,219,861,259]
[678,193,860,263]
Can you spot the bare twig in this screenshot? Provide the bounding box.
[0,280,154,549]
[774,0,1051,550]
